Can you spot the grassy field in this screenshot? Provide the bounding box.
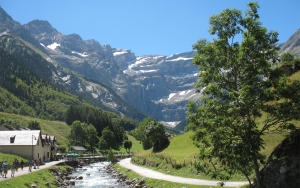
[0,164,68,188]
[131,124,298,182]
[0,153,28,165]
[0,112,70,149]
[116,134,144,154]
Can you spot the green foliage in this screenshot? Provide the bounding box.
[65,104,132,150]
[99,127,117,150]
[0,164,66,188]
[133,117,168,152]
[146,120,169,152]
[112,117,138,131]
[281,52,294,63]
[123,140,132,153]
[85,123,99,151]
[107,147,116,162]
[0,45,86,121]
[28,120,41,130]
[0,112,70,149]
[68,120,99,151]
[98,137,108,150]
[187,2,300,187]
[293,58,300,71]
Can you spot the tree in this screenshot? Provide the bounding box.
[145,120,167,152]
[124,140,132,153]
[85,124,99,151]
[99,127,117,150]
[98,137,108,151]
[28,120,41,130]
[107,147,116,162]
[280,52,294,63]
[133,117,153,149]
[133,117,168,152]
[187,2,298,187]
[68,120,87,146]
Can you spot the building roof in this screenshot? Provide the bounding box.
[0,130,40,146]
[71,146,86,151]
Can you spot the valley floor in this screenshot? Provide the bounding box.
[118,158,248,187]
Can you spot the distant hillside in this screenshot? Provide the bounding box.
[0,34,146,121]
[279,28,300,57]
[0,44,85,120]
[0,112,70,149]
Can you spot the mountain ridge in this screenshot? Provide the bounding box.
[1,6,299,130]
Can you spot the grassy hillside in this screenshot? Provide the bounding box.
[0,112,70,149]
[116,133,143,153]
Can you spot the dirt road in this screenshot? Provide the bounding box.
[118,158,248,187]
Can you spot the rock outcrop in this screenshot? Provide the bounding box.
[259,129,300,188]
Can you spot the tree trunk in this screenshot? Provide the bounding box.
[244,174,252,188]
[253,155,261,188]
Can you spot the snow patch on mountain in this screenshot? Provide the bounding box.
[61,75,70,81]
[91,93,98,98]
[47,42,60,50]
[165,57,193,62]
[113,51,127,56]
[71,51,89,57]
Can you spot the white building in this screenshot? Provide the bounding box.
[0,130,55,162]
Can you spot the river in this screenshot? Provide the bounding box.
[71,161,126,188]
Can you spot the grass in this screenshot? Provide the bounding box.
[113,163,230,188]
[0,168,57,188]
[131,131,247,181]
[0,112,70,148]
[115,133,144,154]
[130,117,300,182]
[0,165,70,188]
[0,153,28,165]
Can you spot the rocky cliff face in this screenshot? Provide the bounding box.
[1,9,197,126]
[23,18,201,126]
[259,129,300,188]
[279,28,300,57]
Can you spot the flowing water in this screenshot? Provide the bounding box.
[71,161,126,188]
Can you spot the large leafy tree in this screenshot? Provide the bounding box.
[99,127,117,150]
[85,124,99,151]
[133,117,153,150]
[187,2,299,187]
[124,140,132,153]
[133,117,168,152]
[68,120,87,146]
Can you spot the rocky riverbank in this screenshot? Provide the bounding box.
[47,161,89,187]
[106,164,147,188]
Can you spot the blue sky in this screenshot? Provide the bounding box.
[1,0,299,56]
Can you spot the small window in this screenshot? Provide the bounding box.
[10,135,16,143]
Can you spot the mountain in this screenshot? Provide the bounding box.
[279,28,300,57]
[0,7,146,121]
[23,19,201,127]
[1,6,299,131]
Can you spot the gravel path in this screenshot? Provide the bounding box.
[0,160,62,182]
[118,158,248,187]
